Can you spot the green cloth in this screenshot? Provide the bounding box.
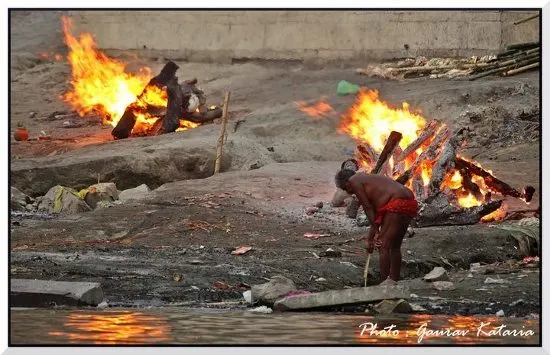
[336,80,360,96]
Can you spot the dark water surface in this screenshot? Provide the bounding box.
[10,308,540,345]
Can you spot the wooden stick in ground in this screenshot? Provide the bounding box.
[214,91,231,174]
[503,62,539,76]
[364,252,371,287]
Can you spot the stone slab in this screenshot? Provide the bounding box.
[10,279,104,307]
[273,285,409,311]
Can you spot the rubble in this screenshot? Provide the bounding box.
[432,281,456,291]
[251,275,297,306]
[38,185,92,214]
[372,299,413,314]
[423,267,450,282]
[248,306,273,314]
[10,187,32,211]
[83,182,119,209]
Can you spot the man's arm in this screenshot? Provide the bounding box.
[350,180,379,246]
[351,180,377,227]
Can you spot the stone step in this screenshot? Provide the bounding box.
[273,285,410,311]
[10,279,104,307]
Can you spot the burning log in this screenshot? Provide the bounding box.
[412,174,426,202]
[413,192,503,228]
[458,167,484,200]
[112,61,180,139]
[395,127,450,185]
[356,144,378,169]
[392,146,405,176]
[427,128,467,196]
[396,120,439,162]
[158,76,183,134]
[370,131,403,174]
[454,157,535,202]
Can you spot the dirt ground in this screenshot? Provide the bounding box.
[9,14,541,318]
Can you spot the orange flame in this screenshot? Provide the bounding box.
[296,99,335,118]
[339,89,426,151]
[60,16,197,136]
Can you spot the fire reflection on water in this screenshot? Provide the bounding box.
[48,311,172,344]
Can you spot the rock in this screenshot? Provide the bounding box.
[305,206,319,215]
[29,111,37,118]
[467,273,474,278]
[410,303,427,312]
[319,248,342,258]
[372,299,413,314]
[345,197,360,218]
[95,200,116,209]
[432,281,455,291]
[496,309,505,317]
[330,188,349,207]
[243,290,253,304]
[314,201,324,209]
[10,279,104,307]
[484,277,511,284]
[251,275,297,306]
[274,285,410,311]
[10,187,31,211]
[510,299,525,307]
[84,183,119,209]
[39,185,92,214]
[423,267,449,282]
[118,184,151,202]
[469,262,482,273]
[25,204,34,211]
[315,277,327,282]
[248,306,273,314]
[380,278,398,287]
[97,301,109,309]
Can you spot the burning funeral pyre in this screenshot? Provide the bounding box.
[60,16,221,139]
[299,90,535,227]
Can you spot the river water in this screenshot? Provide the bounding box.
[10,308,540,345]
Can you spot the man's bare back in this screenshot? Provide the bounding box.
[348,173,414,212]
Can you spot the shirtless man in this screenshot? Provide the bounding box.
[335,169,418,282]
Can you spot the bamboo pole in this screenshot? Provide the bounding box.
[513,14,539,25]
[467,56,539,81]
[503,62,539,76]
[214,91,231,174]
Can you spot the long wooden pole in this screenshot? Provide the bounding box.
[214,91,231,174]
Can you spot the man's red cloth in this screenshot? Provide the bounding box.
[374,198,419,224]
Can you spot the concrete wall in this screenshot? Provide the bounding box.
[68,10,540,64]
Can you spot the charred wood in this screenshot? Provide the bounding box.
[413,192,503,227]
[454,157,535,202]
[370,131,403,174]
[112,61,179,139]
[397,120,439,162]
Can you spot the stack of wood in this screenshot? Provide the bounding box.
[355,42,540,81]
[345,120,535,227]
[464,42,540,81]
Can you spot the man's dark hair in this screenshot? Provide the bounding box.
[335,169,356,190]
